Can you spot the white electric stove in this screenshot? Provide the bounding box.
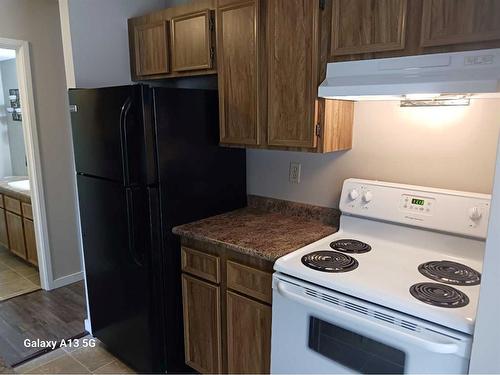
[271,179,491,374]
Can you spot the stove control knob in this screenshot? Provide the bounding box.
[349,189,360,200]
[469,207,482,221]
[363,191,373,203]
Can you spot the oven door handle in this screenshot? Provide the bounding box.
[276,281,464,355]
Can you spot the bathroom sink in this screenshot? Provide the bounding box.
[8,180,30,191]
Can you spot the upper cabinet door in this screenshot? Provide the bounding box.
[331,0,408,56]
[217,0,262,145]
[134,21,170,76]
[421,0,500,47]
[170,10,214,72]
[267,0,319,148]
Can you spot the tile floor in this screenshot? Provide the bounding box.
[14,336,134,374]
[0,247,40,301]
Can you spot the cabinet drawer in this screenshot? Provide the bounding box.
[0,194,3,208]
[4,196,21,215]
[22,202,33,220]
[181,247,220,284]
[227,261,272,304]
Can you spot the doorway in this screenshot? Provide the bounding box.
[0,38,52,293]
[0,48,41,300]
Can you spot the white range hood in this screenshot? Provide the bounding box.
[318,48,500,101]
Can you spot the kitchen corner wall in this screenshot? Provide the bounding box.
[0,0,82,282]
[59,0,168,88]
[248,99,500,208]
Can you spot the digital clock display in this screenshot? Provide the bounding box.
[412,198,425,206]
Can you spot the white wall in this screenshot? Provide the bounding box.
[0,0,82,281]
[0,64,12,177]
[247,99,500,208]
[59,0,167,88]
[0,58,28,176]
[470,135,500,373]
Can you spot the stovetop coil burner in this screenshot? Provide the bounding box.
[330,239,371,254]
[409,282,469,308]
[418,260,481,286]
[301,251,358,272]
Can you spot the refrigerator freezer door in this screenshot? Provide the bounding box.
[69,85,146,185]
[76,175,156,372]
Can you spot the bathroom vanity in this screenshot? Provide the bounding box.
[0,177,37,266]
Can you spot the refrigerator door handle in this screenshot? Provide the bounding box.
[147,187,161,270]
[125,187,143,266]
[120,97,132,186]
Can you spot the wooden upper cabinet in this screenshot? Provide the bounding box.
[133,21,170,77]
[170,10,214,72]
[421,0,500,47]
[267,0,320,148]
[217,0,262,145]
[331,0,408,56]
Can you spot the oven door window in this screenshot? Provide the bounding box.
[308,316,406,374]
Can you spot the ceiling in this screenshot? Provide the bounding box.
[0,48,16,62]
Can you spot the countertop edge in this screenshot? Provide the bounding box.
[172,223,339,262]
[173,226,281,262]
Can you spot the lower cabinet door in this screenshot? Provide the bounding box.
[23,218,38,266]
[5,211,26,259]
[0,208,8,249]
[182,274,222,374]
[226,290,272,374]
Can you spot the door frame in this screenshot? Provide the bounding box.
[0,37,52,290]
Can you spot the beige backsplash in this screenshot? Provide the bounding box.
[247,99,500,208]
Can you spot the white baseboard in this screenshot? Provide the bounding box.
[84,318,93,335]
[51,271,84,289]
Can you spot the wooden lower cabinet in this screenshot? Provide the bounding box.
[23,218,37,266]
[180,243,273,374]
[182,274,222,374]
[0,208,8,249]
[5,211,26,259]
[226,291,271,373]
[0,193,38,264]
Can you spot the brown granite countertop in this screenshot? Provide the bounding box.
[0,176,31,203]
[173,196,339,262]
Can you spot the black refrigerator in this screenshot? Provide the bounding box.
[69,85,246,373]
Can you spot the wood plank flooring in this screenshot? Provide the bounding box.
[0,281,87,367]
[14,335,134,374]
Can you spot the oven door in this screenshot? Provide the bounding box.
[271,273,472,374]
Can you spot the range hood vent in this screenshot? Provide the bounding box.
[318,49,500,100]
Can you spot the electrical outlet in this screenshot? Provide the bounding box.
[289,162,301,184]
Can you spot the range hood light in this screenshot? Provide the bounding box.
[404,93,441,101]
[400,94,471,107]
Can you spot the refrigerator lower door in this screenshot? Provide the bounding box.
[76,175,157,372]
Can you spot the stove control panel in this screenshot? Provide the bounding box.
[340,178,491,239]
[400,194,435,215]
